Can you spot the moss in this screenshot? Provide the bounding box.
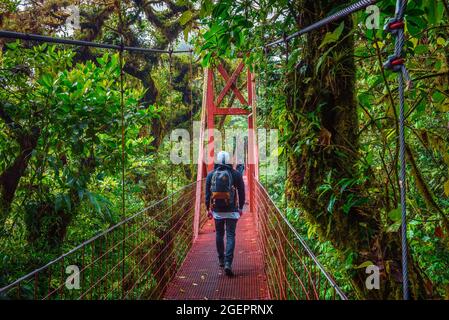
[283,0,434,299]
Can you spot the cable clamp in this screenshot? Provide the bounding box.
[383,55,404,72]
[384,17,405,34]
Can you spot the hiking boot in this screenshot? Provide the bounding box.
[224,263,233,276]
[218,258,225,268]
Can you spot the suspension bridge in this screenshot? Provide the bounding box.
[0,61,347,300]
[0,0,412,300]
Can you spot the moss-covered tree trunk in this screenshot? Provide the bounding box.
[286,0,433,299]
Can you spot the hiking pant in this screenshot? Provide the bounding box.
[214,218,238,265]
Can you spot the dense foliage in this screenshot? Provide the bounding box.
[0,0,200,290]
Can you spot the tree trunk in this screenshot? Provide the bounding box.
[286,0,433,299]
[0,128,40,230]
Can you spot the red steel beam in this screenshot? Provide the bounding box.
[193,69,209,240]
[213,108,250,115]
[200,63,259,212]
[206,68,216,173]
[217,64,248,106]
[215,61,245,107]
[247,69,256,213]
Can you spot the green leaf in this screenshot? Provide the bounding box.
[327,194,337,214]
[337,178,356,193]
[55,195,63,212]
[200,0,213,17]
[414,44,428,55]
[201,51,214,66]
[273,146,284,157]
[317,184,332,200]
[354,260,374,269]
[319,21,344,49]
[6,41,18,50]
[444,180,449,197]
[179,10,193,26]
[87,192,102,214]
[386,221,401,233]
[39,74,53,89]
[437,37,446,46]
[183,24,191,42]
[63,194,72,212]
[388,207,401,222]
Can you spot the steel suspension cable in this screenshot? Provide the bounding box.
[0,30,193,54]
[265,0,381,47]
[383,0,410,300]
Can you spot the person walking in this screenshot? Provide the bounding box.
[205,151,245,276]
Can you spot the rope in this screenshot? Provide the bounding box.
[384,0,410,300]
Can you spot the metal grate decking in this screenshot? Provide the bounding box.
[163,205,269,300]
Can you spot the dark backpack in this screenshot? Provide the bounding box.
[211,167,235,211]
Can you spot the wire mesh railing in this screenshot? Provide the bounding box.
[0,181,204,300]
[255,180,347,300]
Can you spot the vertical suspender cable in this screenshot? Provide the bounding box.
[398,66,409,299]
[189,51,194,138]
[283,35,290,299]
[119,42,126,294]
[168,48,174,213]
[263,48,269,189]
[284,34,289,213]
[116,0,126,299]
[119,32,125,219]
[396,0,410,300]
[189,51,194,186]
[384,0,410,300]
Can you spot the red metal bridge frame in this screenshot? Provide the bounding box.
[193,61,259,240]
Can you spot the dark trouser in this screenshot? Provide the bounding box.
[214,218,238,265]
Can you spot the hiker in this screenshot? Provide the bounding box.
[205,151,245,276]
[235,163,244,176]
[231,136,246,176]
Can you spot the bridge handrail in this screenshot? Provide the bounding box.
[0,179,203,294]
[255,180,348,300]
